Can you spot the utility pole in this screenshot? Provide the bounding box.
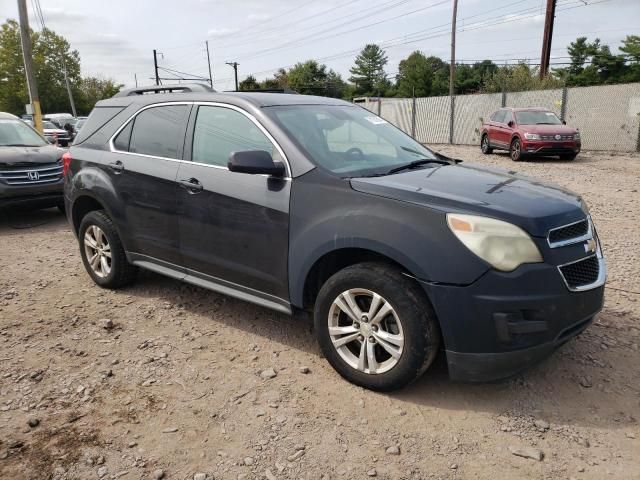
[539,0,557,78]
[206,41,213,88]
[62,57,77,117]
[17,0,43,133]
[449,0,458,144]
[226,61,239,91]
[153,49,161,86]
[134,73,138,87]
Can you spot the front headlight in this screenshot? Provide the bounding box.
[523,132,540,140]
[573,132,580,140]
[447,214,543,272]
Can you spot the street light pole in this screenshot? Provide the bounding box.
[449,0,458,144]
[17,0,43,133]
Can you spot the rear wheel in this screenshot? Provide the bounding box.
[510,138,523,161]
[314,262,440,391]
[79,210,137,289]
[481,134,493,154]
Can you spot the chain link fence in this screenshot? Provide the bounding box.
[357,82,640,152]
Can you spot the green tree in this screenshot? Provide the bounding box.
[619,35,640,82]
[396,51,431,97]
[425,56,449,96]
[349,44,388,96]
[0,19,120,116]
[76,77,122,114]
[239,74,260,91]
[484,63,563,92]
[261,68,289,89]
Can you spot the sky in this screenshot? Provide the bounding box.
[1,0,639,91]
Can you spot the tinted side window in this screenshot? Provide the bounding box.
[503,111,514,124]
[192,106,276,167]
[128,105,188,159]
[113,121,133,151]
[492,110,506,123]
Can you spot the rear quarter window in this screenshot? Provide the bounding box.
[73,106,124,144]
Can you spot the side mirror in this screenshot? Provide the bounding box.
[507,120,514,128]
[228,150,285,177]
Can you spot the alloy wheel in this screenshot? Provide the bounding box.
[328,288,404,375]
[511,139,521,160]
[84,225,112,278]
[482,136,489,152]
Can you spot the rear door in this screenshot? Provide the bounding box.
[176,103,291,306]
[489,110,507,147]
[108,103,190,265]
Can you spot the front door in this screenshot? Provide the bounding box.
[176,104,290,304]
[109,104,190,265]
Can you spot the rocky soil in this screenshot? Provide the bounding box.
[1,146,639,480]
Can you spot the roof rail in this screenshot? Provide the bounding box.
[113,83,215,98]
[224,88,298,94]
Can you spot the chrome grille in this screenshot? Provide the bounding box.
[548,218,591,248]
[540,134,574,141]
[0,162,63,185]
[559,255,600,290]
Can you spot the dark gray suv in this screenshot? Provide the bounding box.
[64,85,605,391]
[0,112,65,211]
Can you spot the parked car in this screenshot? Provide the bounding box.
[0,112,66,211]
[42,121,72,147]
[64,85,605,391]
[481,107,581,161]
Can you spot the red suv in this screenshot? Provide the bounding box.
[481,107,581,161]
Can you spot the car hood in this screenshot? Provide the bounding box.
[0,144,63,166]
[519,124,577,135]
[350,162,587,237]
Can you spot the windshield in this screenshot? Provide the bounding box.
[266,105,438,177]
[0,119,47,147]
[515,110,562,125]
[43,121,58,129]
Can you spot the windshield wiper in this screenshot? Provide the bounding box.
[535,122,555,125]
[385,158,452,175]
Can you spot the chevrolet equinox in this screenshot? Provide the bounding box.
[64,84,606,391]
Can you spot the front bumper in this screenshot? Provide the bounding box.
[422,259,604,382]
[521,140,581,156]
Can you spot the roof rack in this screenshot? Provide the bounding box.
[224,88,298,94]
[113,83,215,98]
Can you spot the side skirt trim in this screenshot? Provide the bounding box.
[128,252,292,315]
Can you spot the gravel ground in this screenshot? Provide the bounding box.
[0,146,639,480]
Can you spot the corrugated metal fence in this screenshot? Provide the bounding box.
[359,82,640,152]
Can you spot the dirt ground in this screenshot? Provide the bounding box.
[1,146,639,480]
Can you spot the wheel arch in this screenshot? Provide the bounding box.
[71,194,107,234]
[297,246,427,311]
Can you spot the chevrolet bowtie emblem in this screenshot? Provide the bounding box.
[584,238,597,254]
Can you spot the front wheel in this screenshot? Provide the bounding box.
[481,134,493,154]
[510,138,523,161]
[314,262,440,391]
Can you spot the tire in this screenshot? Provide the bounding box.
[560,153,577,161]
[314,262,440,391]
[510,138,523,161]
[78,210,137,289]
[481,134,493,154]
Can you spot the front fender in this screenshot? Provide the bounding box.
[288,170,489,307]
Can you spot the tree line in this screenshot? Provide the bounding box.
[0,20,122,116]
[2,16,639,117]
[240,35,640,99]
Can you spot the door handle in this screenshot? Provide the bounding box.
[178,178,203,193]
[108,161,124,173]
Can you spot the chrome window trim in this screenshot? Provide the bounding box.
[557,250,606,292]
[547,216,592,248]
[108,101,292,178]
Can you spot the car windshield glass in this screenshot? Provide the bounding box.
[266,105,438,177]
[0,119,47,147]
[43,121,58,129]
[515,111,562,125]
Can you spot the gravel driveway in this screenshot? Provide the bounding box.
[1,146,639,480]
